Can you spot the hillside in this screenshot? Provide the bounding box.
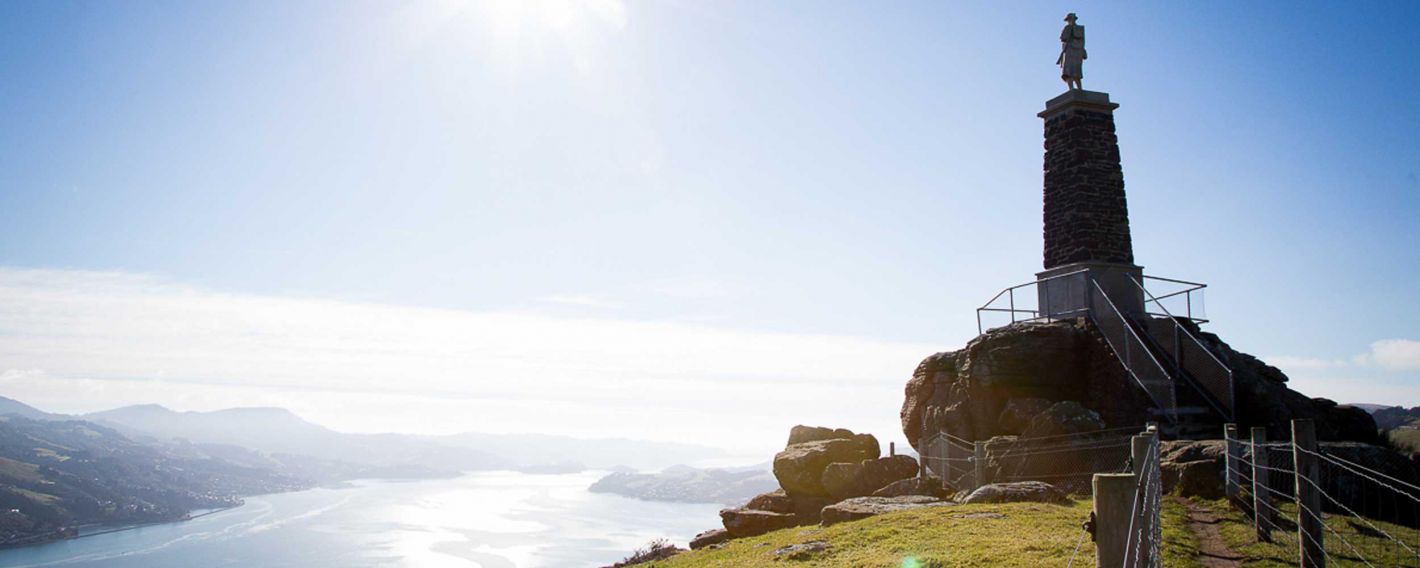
[1365,405,1420,455]
[87,404,723,473]
[637,498,1420,567]
[589,464,777,505]
[0,415,306,547]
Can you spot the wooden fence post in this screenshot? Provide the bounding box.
[1292,419,1324,568]
[1093,473,1135,568]
[1224,424,1241,501]
[1251,426,1272,542]
[973,441,987,490]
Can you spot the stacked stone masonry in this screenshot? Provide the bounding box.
[1041,106,1133,269]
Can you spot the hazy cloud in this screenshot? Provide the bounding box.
[0,267,932,453]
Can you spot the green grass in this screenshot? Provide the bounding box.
[1202,498,1420,567]
[1389,428,1420,456]
[0,456,43,482]
[646,500,1202,568]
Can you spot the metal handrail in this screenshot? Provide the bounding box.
[1129,276,1234,420]
[1139,275,1208,322]
[976,268,1092,334]
[1088,278,1178,424]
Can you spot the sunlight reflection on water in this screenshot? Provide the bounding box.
[0,471,721,568]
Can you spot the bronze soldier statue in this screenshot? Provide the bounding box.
[1057,13,1086,90]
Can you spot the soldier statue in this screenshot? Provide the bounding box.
[1057,13,1086,90]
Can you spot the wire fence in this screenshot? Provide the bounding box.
[1121,433,1162,568]
[1225,424,1420,567]
[920,431,977,493]
[919,425,1143,495]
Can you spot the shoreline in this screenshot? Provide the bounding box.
[75,504,246,540]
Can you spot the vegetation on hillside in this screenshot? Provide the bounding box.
[642,497,1419,567]
[0,416,307,547]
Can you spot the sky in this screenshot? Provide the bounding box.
[0,1,1417,455]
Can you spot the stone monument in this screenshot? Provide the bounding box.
[1035,17,1144,320]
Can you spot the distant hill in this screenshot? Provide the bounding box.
[1363,405,1420,455]
[0,396,63,421]
[86,405,505,475]
[589,464,776,505]
[0,415,306,546]
[83,401,724,473]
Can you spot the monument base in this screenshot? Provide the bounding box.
[1035,261,1144,320]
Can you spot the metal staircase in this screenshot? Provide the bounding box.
[977,272,1234,438]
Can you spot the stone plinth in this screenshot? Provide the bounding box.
[1036,261,1144,318]
[1040,90,1133,270]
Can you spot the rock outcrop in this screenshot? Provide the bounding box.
[961,481,1069,505]
[742,489,832,524]
[820,495,950,526]
[820,455,919,501]
[688,528,730,550]
[1159,440,1227,499]
[772,432,879,497]
[695,425,926,545]
[902,320,1380,450]
[718,507,797,538]
[872,476,949,499]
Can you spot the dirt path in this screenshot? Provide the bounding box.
[1179,498,1245,567]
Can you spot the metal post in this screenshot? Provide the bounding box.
[1093,473,1135,568]
[1224,424,1241,502]
[973,441,987,491]
[1131,432,1154,480]
[1292,420,1324,568]
[1251,426,1272,542]
[1009,288,1016,324]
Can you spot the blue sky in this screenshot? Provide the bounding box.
[0,1,1416,451]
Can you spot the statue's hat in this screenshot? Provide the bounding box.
[1064,13,1078,21]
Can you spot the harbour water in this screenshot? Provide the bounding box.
[0,471,722,568]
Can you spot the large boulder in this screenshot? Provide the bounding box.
[688,528,730,550]
[820,455,920,500]
[999,398,1054,434]
[1160,440,1227,499]
[1163,459,1224,499]
[1020,401,1105,439]
[773,434,879,497]
[961,481,1069,505]
[743,489,833,524]
[820,495,951,526]
[873,476,950,499]
[787,425,856,446]
[718,507,798,538]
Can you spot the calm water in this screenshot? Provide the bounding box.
[0,471,723,568]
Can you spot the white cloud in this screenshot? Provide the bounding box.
[1368,339,1420,371]
[0,267,933,454]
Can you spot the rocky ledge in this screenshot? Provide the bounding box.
[901,319,1379,449]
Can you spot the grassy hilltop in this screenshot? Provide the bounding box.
[640,498,1419,567]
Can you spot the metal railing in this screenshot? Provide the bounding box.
[975,268,1091,334]
[977,271,1207,335]
[1129,277,1235,421]
[1138,275,1208,322]
[921,431,977,493]
[1089,279,1179,424]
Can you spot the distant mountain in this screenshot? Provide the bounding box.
[1360,405,1420,431]
[588,464,776,505]
[0,396,63,421]
[0,415,306,547]
[86,403,725,474]
[87,405,504,475]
